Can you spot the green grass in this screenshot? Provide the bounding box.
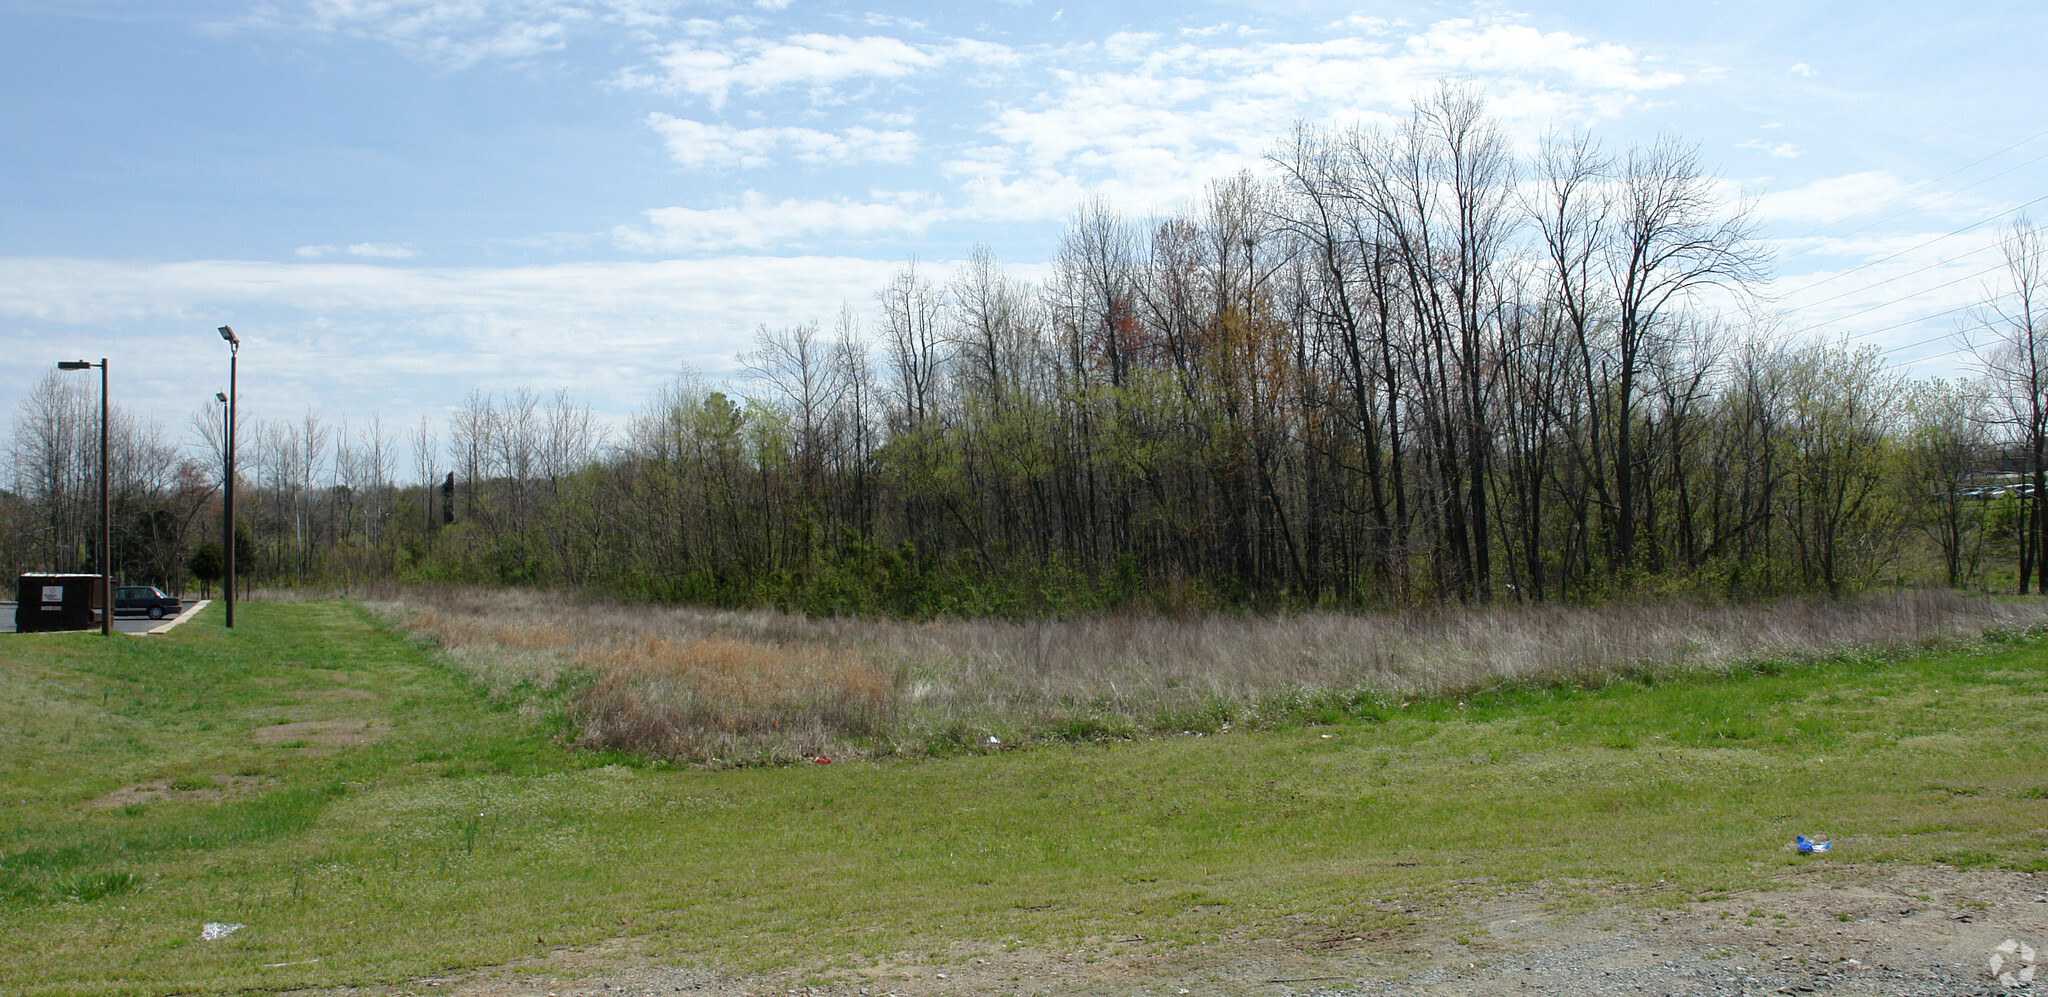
[1,600,2046,995]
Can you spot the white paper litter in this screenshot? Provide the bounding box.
[200,922,244,941]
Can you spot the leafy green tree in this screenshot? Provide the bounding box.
[188,540,222,600]
[1904,379,1992,587]
[1781,341,1905,596]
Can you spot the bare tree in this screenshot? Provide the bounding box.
[878,259,951,543]
[358,416,394,546]
[1273,123,1412,596]
[742,321,841,501]
[492,387,541,528]
[412,415,437,531]
[1352,82,1517,600]
[831,306,881,538]
[448,389,494,524]
[1047,198,1140,564]
[878,259,949,431]
[1605,136,1766,569]
[9,371,95,571]
[1049,196,1141,390]
[947,246,1041,408]
[541,388,601,487]
[1968,218,2048,591]
[1526,130,1617,569]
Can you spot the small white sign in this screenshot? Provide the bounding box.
[41,585,62,602]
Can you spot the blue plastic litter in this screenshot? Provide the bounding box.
[1795,835,1832,854]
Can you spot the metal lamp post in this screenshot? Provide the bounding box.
[216,390,229,604]
[218,326,238,629]
[56,359,110,637]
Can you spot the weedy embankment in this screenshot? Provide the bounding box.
[372,587,2048,765]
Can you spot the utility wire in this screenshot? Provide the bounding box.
[1793,244,2000,313]
[1776,192,2048,301]
[1897,342,1978,368]
[1880,320,1974,357]
[1775,126,2048,249]
[1777,144,2048,265]
[1821,260,2011,336]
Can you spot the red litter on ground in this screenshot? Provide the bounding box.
[814,757,831,764]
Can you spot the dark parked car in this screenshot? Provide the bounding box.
[115,585,181,620]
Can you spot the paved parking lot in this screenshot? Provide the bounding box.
[0,600,207,635]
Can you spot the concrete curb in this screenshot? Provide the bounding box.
[141,599,209,636]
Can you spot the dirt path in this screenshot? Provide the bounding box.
[316,864,2047,997]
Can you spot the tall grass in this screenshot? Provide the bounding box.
[368,587,2048,765]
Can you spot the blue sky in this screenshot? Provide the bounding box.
[5,0,2046,457]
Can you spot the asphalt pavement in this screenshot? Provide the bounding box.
[0,600,208,635]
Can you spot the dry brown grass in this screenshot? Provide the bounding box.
[364,586,2048,765]
[571,634,890,764]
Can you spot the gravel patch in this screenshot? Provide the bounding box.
[301,864,2048,997]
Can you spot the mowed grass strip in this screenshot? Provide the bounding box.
[0,601,2044,995]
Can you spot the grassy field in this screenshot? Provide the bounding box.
[2,599,2046,995]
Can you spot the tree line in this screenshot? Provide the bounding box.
[8,87,2046,614]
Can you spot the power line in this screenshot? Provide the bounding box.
[1775,126,2048,250]
[1898,342,1976,368]
[1761,129,2048,343]
[1880,321,1973,357]
[1792,243,2000,313]
[1820,260,2011,336]
[1777,145,2048,264]
[1777,192,2048,300]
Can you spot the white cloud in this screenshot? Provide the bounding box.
[1789,62,1817,77]
[287,0,690,67]
[274,8,1696,242]
[1753,172,1922,226]
[1330,15,1398,33]
[624,32,1001,108]
[0,255,898,335]
[1399,19,1684,92]
[297,242,419,259]
[613,191,942,251]
[347,242,419,258]
[947,167,1095,223]
[1101,31,1160,59]
[1740,139,1803,159]
[647,114,918,169]
[0,253,908,429]
[942,16,1685,225]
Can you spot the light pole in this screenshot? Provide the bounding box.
[57,359,110,637]
[216,390,228,603]
[218,326,238,629]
